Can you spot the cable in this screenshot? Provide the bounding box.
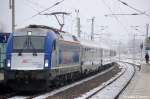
[23,0,40,12]
[105,13,144,16]
[29,0,64,19]
[16,0,65,27]
[26,0,45,9]
[118,0,150,18]
[100,0,129,33]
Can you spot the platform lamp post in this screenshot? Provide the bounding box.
[133,33,145,63]
[140,43,143,61]
[9,0,15,32]
[118,41,121,61]
[131,26,140,63]
[107,41,121,62]
[114,41,121,62]
[131,26,145,63]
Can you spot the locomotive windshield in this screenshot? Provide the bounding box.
[13,36,45,53]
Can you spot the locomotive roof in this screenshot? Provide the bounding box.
[15,25,80,43]
[14,25,54,36]
[14,25,111,50]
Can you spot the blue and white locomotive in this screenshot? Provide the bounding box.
[4,25,116,91]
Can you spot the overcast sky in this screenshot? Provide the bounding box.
[1,0,150,43]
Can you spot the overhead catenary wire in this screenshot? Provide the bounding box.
[26,0,45,9]
[105,12,145,17]
[109,0,146,36]
[16,0,65,26]
[100,0,129,34]
[27,0,65,20]
[22,0,41,13]
[118,0,150,18]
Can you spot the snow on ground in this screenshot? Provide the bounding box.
[89,63,134,99]
[33,66,114,99]
[114,54,144,66]
[8,96,28,99]
[75,62,135,99]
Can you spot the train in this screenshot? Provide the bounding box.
[4,25,116,91]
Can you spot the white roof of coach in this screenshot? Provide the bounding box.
[58,32,79,43]
[80,39,110,50]
[100,43,110,50]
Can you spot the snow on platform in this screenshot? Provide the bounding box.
[118,63,150,99]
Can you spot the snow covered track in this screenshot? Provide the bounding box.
[76,62,135,99]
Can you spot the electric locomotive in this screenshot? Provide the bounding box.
[4,25,116,91]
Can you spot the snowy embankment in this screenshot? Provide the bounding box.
[115,54,145,66]
[120,59,141,66]
[75,62,135,99]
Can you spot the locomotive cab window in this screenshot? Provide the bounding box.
[13,36,45,53]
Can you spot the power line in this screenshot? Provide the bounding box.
[118,0,150,18]
[23,0,41,12]
[100,0,129,33]
[17,0,65,26]
[105,12,145,16]
[26,0,45,9]
[28,0,64,20]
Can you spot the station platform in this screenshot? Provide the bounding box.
[118,63,150,99]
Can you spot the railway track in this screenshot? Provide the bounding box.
[1,62,128,99]
[115,62,136,99]
[32,63,120,99]
[81,62,135,99]
[5,63,117,99]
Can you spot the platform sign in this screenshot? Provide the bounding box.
[0,0,12,33]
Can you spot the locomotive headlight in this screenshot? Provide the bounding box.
[44,59,49,67]
[27,31,32,36]
[7,60,11,67]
